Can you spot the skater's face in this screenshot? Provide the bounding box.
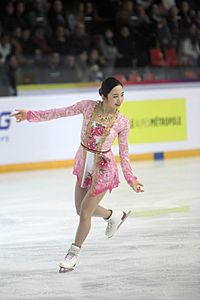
[103,85,124,111]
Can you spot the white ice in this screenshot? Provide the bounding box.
[0,157,200,300]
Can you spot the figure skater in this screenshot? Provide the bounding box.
[11,77,144,272]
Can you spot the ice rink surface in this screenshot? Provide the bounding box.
[0,157,200,300]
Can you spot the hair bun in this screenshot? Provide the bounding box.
[99,77,123,97]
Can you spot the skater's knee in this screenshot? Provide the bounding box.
[79,209,91,222]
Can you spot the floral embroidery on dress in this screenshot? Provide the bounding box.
[83,172,92,186]
[87,136,96,150]
[87,123,105,150]
[97,155,110,169]
[91,124,105,136]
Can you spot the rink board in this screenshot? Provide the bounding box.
[0,83,200,171]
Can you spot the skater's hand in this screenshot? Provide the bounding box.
[131,181,144,193]
[10,109,28,122]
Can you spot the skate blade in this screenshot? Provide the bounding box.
[59,267,74,273]
[117,210,131,230]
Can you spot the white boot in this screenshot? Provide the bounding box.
[59,244,81,272]
[105,210,131,238]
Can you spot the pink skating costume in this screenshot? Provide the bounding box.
[27,100,137,196]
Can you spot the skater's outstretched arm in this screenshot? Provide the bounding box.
[10,100,94,123]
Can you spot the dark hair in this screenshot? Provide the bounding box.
[99,77,123,97]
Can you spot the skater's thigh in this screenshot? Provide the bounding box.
[74,181,88,213]
[80,189,106,217]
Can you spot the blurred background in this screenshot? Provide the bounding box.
[0,0,200,96]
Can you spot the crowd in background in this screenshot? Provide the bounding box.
[0,0,200,94]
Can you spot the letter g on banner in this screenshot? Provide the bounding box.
[0,112,11,130]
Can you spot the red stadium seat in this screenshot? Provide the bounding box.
[184,70,198,79]
[114,73,127,83]
[150,48,167,67]
[164,48,178,67]
[143,71,155,82]
[128,72,142,83]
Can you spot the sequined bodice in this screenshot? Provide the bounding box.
[82,101,119,152]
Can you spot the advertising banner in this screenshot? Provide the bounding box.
[0,83,200,168]
[120,98,187,143]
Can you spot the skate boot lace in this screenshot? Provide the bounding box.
[65,252,75,260]
[106,220,114,233]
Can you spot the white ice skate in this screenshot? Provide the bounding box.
[105,210,131,238]
[59,244,80,273]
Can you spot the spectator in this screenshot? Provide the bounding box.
[15,1,29,29]
[12,26,23,40]
[48,0,67,29]
[178,1,193,33]
[91,1,116,34]
[179,24,200,66]
[50,26,71,56]
[167,5,181,47]
[66,3,85,32]
[2,2,16,34]
[88,48,104,68]
[135,0,155,11]
[0,34,12,64]
[150,4,164,26]
[162,0,176,10]
[32,26,51,54]
[77,51,89,81]
[10,36,23,63]
[136,4,151,25]
[115,26,137,68]
[41,52,64,83]
[64,54,79,82]
[135,5,154,66]
[20,28,35,60]
[28,0,50,32]
[34,48,45,68]
[115,0,138,29]
[70,22,91,54]
[194,10,200,30]
[99,28,118,71]
[156,17,172,48]
[6,55,18,96]
[84,1,97,34]
[88,48,103,81]
[149,3,172,47]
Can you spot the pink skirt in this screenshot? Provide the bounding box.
[73,146,120,196]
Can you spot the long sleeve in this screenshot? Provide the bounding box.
[26,100,87,122]
[118,118,137,185]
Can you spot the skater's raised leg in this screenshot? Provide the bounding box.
[75,182,130,239]
[105,210,132,238]
[75,181,112,219]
